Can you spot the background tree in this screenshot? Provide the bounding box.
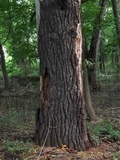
[82,37,98,122]
[0,42,10,89]
[87,0,107,90]
[111,0,120,68]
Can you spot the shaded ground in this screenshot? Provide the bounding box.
[0,76,120,160]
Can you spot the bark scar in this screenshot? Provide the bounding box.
[41,68,51,107]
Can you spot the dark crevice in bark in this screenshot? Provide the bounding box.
[41,68,51,107]
[58,0,68,10]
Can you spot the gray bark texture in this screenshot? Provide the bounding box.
[35,0,93,150]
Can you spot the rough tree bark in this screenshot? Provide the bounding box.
[0,43,10,89]
[35,0,93,150]
[88,0,107,90]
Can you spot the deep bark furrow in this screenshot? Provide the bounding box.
[68,124,73,147]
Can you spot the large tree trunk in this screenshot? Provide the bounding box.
[0,43,10,89]
[35,0,92,150]
[88,0,107,90]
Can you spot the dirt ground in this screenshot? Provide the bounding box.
[0,77,119,160]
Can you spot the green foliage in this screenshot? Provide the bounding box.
[88,120,120,144]
[4,139,33,153]
[6,61,22,76]
[0,0,38,76]
[81,0,100,42]
[82,0,119,76]
[5,60,39,76]
[84,59,94,68]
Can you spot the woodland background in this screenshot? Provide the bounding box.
[0,0,120,160]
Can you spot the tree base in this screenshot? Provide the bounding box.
[35,108,94,151]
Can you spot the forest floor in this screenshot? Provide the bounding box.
[0,76,120,160]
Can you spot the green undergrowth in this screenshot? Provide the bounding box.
[0,107,35,129]
[0,108,27,131]
[4,139,33,154]
[88,119,120,145]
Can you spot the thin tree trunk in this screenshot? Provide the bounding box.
[83,64,98,121]
[0,43,10,89]
[35,0,93,150]
[111,0,120,48]
[82,37,98,122]
[99,53,105,73]
[88,0,107,90]
[99,40,105,73]
[111,0,120,65]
